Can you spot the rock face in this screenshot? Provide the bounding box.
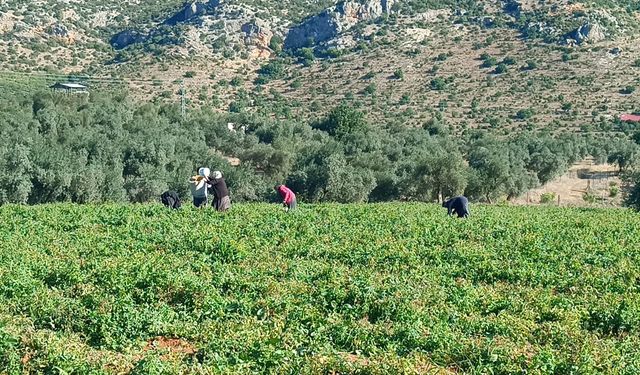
[47,23,75,44]
[47,24,69,38]
[111,0,220,49]
[241,20,273,50]
[568,22,606,44]
[109,0,276,58]
[111,30,147,49]
[165,1,210,25]
[284,0,396,50]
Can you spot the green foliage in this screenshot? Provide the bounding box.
[624,169,640,210]
[314,104,368,138]
[297,47,315,65]
[363,83,377,96]
[0,87,637,208]
[1,203,640,372]
[393,68,404,80]
[269,35,283,54]
[524,60,538,70]
[258,60,286,81]
[620,86,636,95]
[430,77,447,91]
[494,63,508,74]
[229,76,243,86]
[609,182,619,198]
[516,108,535,120]
[540,192,556,204]
[583,191,598,204]
[435,52,448,61]
[481,54,498,68]
[502,56,517,65]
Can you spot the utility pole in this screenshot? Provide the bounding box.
[181,80,186,118]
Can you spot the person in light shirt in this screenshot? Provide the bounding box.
[189,167,210,208]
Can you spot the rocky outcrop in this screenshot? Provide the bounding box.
[109,0,276,58]
[284,0,396,50]
[165,1,213,25]
[566,22,606,45]
[111,30,147,49]
[46,23,75,44]
[47,24,69,38]
[241,20,273,50]
[111,1,219,49]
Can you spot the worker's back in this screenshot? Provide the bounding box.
[189,175,208,198]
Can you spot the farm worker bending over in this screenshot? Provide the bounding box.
[275,184,296,212]
[443,195,470,218]
[209,170,231,212]
[189,167,211,208]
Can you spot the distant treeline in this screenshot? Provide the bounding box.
[0,90,639,207]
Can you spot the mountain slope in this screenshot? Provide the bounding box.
[0,0,639,134]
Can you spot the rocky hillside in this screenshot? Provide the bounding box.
[0,0,639,133]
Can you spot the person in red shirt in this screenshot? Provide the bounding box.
[275,184,297,212]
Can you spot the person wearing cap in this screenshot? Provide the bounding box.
[189,167,210,208]
[208,170,231,212]
[275,184,296,212]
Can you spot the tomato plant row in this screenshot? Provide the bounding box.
[0,203,639,374]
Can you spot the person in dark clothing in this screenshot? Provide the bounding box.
[161,191,181,209]
[208,170,231,212]
[443,196,470,218]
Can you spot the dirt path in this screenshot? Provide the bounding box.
[512,159,623,207]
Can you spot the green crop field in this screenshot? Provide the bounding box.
[0,203,639,374]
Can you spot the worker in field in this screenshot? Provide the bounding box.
[443,195,470,218]
[275,184,296,212]
[161,190,181,209]
[208,170,231,212]
[189,167,210,208]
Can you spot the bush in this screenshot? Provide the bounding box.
[620,86,636,95]
[269,35,283,53]
[229,76,243,86]
[259,60,285,80]
[363,83,377,96]
[524,60,538,70]
[502,56,517,65]
[609,183,619,198]
[313,104,368,138]
[583,191,597,204]
[435,53,448,61]
[393,69,404,80]
[430,77,446,91]
[516,108,534,120]
[540,192,556,204]
[481,55,498,68]
[494,63,507,74]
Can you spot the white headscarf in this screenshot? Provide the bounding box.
[198,167,210,177]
